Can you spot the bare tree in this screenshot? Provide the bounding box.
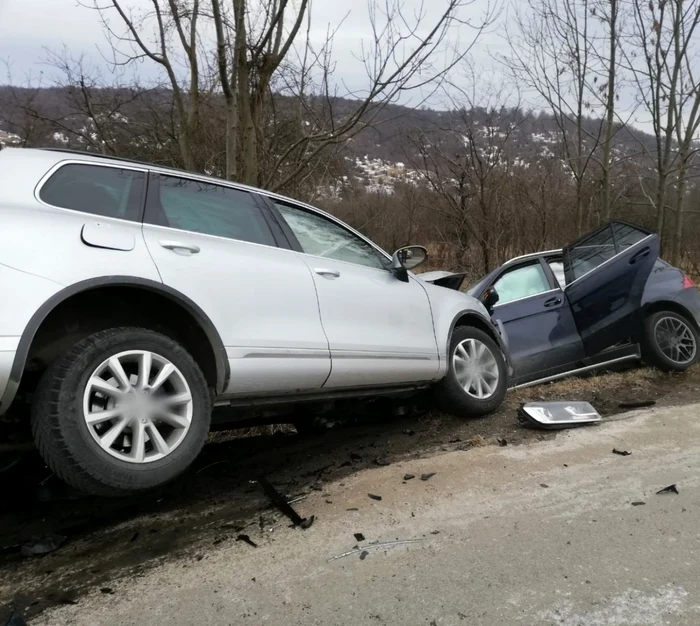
[623,0,700,262]
[504,0,604,234]
[82,0,204,171]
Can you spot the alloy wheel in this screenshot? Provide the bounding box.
[654,316,697,365]
[452,338,500,399]
[82,350,193,464]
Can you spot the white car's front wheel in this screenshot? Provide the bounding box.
[434,326,507,417]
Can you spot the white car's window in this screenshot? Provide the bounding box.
[40,163,145,221]
[149,175,275,246]
[274,202,386,270]
[493,263,551,305]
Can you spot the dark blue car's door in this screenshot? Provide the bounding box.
[487,260,585,385]
[564,221,660,356]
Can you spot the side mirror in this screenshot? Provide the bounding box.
[391,245,428,282]
[481,287,499,312]
[391,245,427,271]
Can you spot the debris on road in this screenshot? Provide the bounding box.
[368,493,382,501]
[327,539,424,563]
[613,449,632,456]
[236,534,258,548]
[359,550,369,560]
[100,588,115,595]
[540,483,550,489]
[404,474,415,481]
[20,534,66,557]
[420,473,436,481]
[258,477,314,529]
[518,401,602,429]
[656,484,679,495]
[354,533,366,541]
[299,516,315,529]
[347,507,359,511]
[618,400,656,409]
[631,501,646,506]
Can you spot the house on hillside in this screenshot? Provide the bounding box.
[0,129,21,150]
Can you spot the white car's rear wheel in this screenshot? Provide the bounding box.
[31,328,211,497]
[435,326,507,417]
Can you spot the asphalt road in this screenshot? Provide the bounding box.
[31,402,700,626]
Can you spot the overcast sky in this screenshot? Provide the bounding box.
[0,0,663,134]
[0,0,507,99]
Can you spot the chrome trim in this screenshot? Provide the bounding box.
[564,234,655,290]
[492,288,561,309]
[511,353,641,390]
[501,249,562,267]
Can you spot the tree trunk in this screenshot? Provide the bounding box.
[601,0,618,221]
[671,161,687,267]
[655,172,667,254]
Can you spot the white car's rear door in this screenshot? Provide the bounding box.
[141,172,330,396]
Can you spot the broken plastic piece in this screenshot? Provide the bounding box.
[299,516,315,529]
[236,534,258,548]
[258,476,314,529]
[404,474,415,481]
[20,534,66,557]
[327,539,423,563]
[656,484,679,495]
[420,472,436,481]
[618,400,656,409]
[518,401,601,429]
[631,501,646,506]
[368,493,382,501]
[613,449,632,456]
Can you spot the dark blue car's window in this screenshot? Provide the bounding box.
[493,264,550,305]
[566,222,651,282]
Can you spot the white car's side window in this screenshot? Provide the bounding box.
[274,202,387,270]
[147,175,276,246]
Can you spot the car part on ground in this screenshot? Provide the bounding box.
[517,401,602,429]
[0,147,510,496]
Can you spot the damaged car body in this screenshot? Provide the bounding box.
[437,221,700,388]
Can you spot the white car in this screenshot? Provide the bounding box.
[0,147,511,496]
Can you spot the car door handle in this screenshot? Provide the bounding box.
[313,268,340,278]
[629,247,650,264]
[544,296,562,307]
[158,240,201,254]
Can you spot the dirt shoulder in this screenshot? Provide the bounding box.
[1,365,698,621]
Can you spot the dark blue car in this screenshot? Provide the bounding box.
[427,221,700,388]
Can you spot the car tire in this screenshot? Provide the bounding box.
[641,310,699,372]
[31,327,211,497]
[434,326,507,418]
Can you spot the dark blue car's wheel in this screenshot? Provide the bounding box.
[642,310,699,372]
